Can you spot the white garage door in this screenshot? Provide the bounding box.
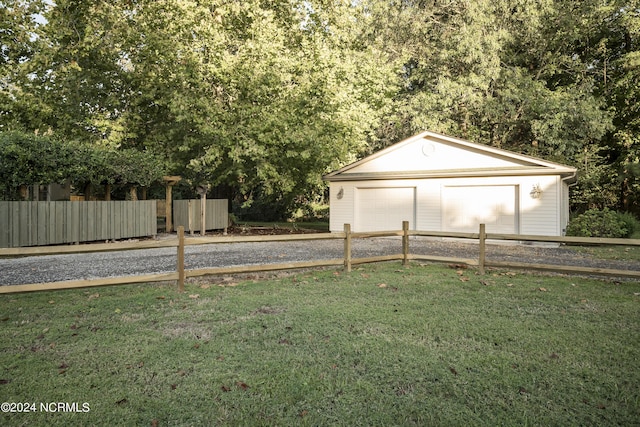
[443,185,518,234]
[355,187,415,232]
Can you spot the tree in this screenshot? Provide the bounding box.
[4,0,637,216]
[0,130,165,200]
[0,130,74,199]
[0,0,48,131]
[184,0,397,218]
[3,0,396,216]
[363,0,617,211]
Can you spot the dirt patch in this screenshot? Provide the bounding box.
[215,225,326,236]
[161,322,213,340]
[250,306,287,315]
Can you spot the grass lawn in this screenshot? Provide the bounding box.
[568,244,640,262]
[1,263,639,426]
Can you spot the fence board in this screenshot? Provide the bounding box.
[37,202,48,246]
[0,203,8,247]
[173,199,228,232]
[70,201,80,244]
[0,272,179,294]
[112,201,121,241]
[11,202,20,247]
[487,233,640,246]
[1,222,639,294]
[0,201,157,247]
[486,260,640,279]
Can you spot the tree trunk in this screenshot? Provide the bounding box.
[84,183,92,201]
[19,185,29,200]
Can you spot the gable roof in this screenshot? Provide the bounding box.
[323,130,577,182]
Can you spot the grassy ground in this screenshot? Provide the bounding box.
[568,244,640,262]
[1,263,639,426]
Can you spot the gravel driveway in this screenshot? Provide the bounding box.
[1,236,639,287]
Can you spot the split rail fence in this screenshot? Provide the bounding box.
[0,222,638,294]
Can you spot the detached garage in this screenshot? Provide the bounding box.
[323,131,577,236]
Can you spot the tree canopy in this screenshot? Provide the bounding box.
[1,0,638,216]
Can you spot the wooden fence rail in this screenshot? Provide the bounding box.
[1,222,639,294]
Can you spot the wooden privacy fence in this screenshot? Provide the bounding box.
[0,222,639,294]
[0,201,157,248]
[173,199,228,234]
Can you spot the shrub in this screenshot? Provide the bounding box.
[566,208,628,238]
[616,211,640,238]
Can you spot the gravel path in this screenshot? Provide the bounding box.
[1,236,639,286]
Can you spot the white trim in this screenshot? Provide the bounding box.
[324,130,576,181]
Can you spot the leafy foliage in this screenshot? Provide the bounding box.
[1,0,638,215]
[617,211,640,238]
[566,208,628,238]
[0,131,165,200]
[0,131,72,198]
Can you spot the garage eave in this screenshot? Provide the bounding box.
[323,166,576,182]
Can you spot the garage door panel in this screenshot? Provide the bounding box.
[443,185,517,234]
[356,187,415,232]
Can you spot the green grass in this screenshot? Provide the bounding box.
[1,263,639,426]
[568,244,640,261]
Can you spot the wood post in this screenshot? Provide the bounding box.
[166,184,173,233]
[177,226,185,292]
[479,223,486,275]
[188,200,194,235]
[344,223,352,273]
[196,184,208,237]
[200,192,206,237]
[402,220,409,266]
[163,176,181,233]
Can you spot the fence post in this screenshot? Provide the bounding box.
[478,223,486,275]
[187,200,193,235]
[200,193,206,236]
[402,220,409,266]
[177,226,185,292]
[344,223,352,273]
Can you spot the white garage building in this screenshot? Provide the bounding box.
[323,131,577,236]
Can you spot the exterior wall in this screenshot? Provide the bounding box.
[348,138,526,174]
[517,175,560,235]
[330,175,566,236]
[329,183,355,232]
[559,179,571,234]
[354,186,416,232]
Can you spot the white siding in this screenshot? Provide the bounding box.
[329,183,354,232]
[348,137,527,174]
[442,185,518,234]
[330,175,564,236]
[354,187,415,232]
[518,175,560,235]
[416,181,441,231]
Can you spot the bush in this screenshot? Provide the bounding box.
[617,211,640,238]
[566,208,628,238]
